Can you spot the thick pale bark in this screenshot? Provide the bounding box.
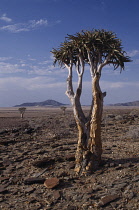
[87,74,104,171]
[74,74,105,174]
[74,115,89,174]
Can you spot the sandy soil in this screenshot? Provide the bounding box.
[0,107,139,209]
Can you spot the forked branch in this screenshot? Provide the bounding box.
[65,59,74,98]
[75,55,84,98]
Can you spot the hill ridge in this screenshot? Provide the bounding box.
[109,100,139,106]
[14,99,67,107]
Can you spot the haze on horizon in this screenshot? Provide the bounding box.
[0,0,139,107]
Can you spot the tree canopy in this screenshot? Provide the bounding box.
[52,29,131,75]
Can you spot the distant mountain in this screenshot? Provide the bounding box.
[14,99,67,107]
[109,100,139,106]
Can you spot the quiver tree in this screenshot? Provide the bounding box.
[51,29,131,175]
[18,107,26,119]
[60,106,67,115]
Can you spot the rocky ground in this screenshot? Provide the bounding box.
[0,107,139,210]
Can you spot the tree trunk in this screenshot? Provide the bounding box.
[74,74,104,174]
[74,121,89,174]
[87,74,104,171]
[70,96,90,174]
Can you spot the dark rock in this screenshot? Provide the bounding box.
[69,162,75,169]
[0,140,15,146]
[110,201,118,209]
[29,197,38,203]
[23,127,34,134]
[93,185,102,192]
[99,194,120,206]
[16,164,24,169]
[67,206,77,210]
[124,184,132,194]
[53,190,61,201]
[107,114,115,118]
[104,149,112,154]
[0,129,8,135]
[32,168,48,178]
[114,182,127,190]
[44,177,59,189]
[115,165,123,170]
[0,177,9,182]
[35,202,42,209]
[69,123,76,128]
[11,128,20,133]
[109,162,115,167]
[35,149,46,154]
[3,159,12,167]
[112,144,117,147]
[12,190,19,195]
[128,191,135,200]
[132,175,139,182]
[0,197,4,202]
[65,154,75,161]
[122,162,134,168]
[24,187,35,193]
[24,177,46,185]
[51,144,60,148]
[105,147,111,150]
[95,169,104,175]
[32,158,55,168]
[0,165,5,171]
[58,171,69,177]
[56,157,64,163]
[0,185,8,194]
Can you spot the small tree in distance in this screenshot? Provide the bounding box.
[51,29,131,175]
[18,107,26,119]
[60,106,67,115]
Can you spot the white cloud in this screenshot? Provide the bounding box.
[28,19,48,28]
[0,61,24,73]
[55,20,61,24]
[100,80,139,89]
[28,58,37,61]
[39,60,53,65]
[0,76,65,106]
[0,56,12,61]
[0,13,12,22]
[0,19,48,33]
[80,80,139,104]
[0,76,139,107]
[21,63,26,67]
[0,76,65,93]
[0,56,64,76]
[80,80,139,91]
[27,64,66,76]
[1,24,29,33]
[134,59,139,64]
[127,50,139,57]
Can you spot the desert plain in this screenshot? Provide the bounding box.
[0,106,139,209]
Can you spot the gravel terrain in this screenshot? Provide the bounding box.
[0,107,139,210]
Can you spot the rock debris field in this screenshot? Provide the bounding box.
[0,107,139,210]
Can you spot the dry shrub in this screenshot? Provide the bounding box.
[125,125,139,141]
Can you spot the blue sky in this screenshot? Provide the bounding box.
[0,0,139,107]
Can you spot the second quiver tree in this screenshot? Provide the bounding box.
[51,29,131,175]
[60,106,67,115]
[18,107,26,119]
